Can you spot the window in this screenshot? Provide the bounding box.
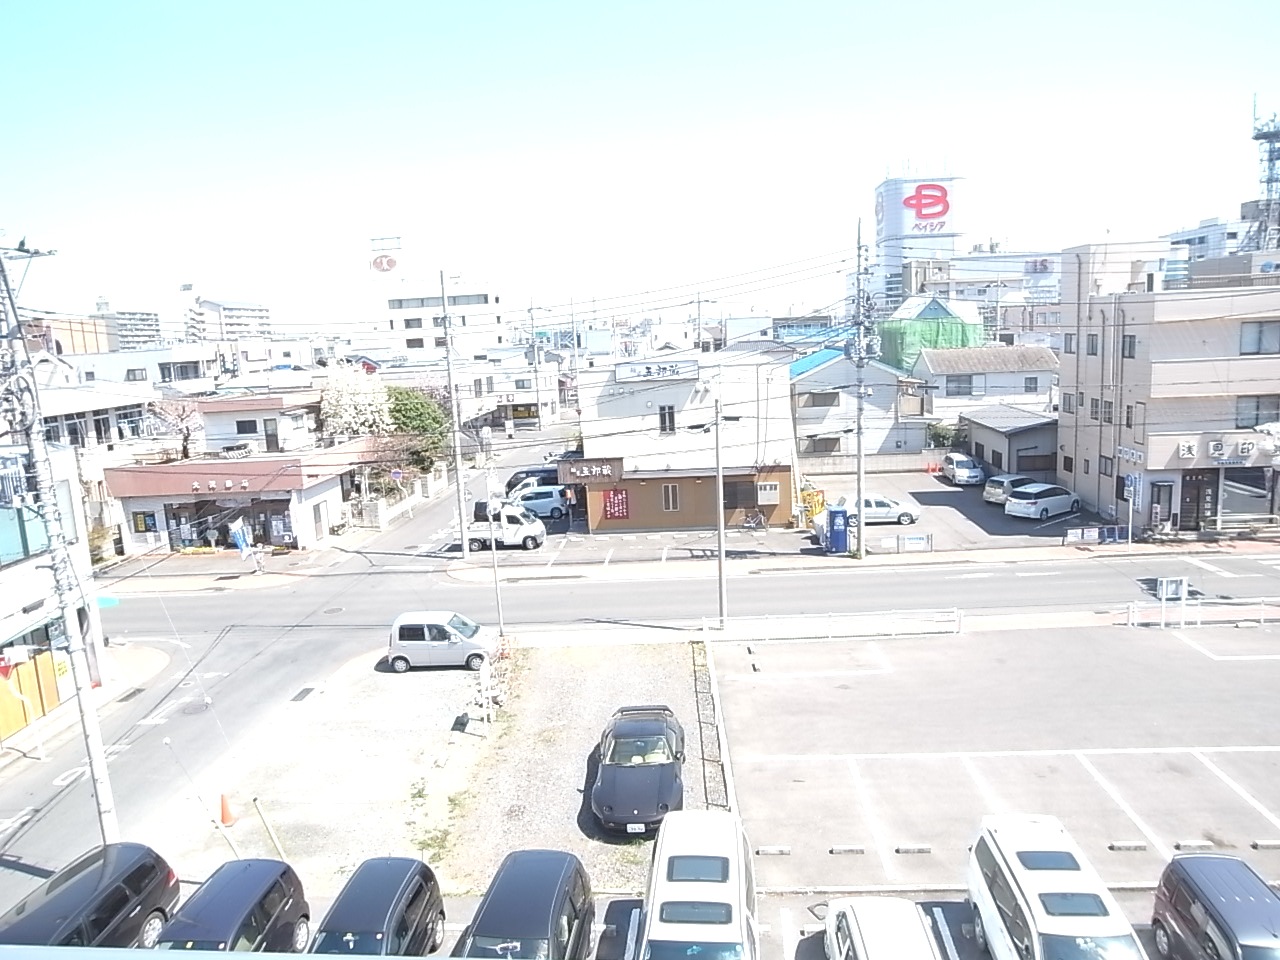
[433,316,446,327]
[658,405,676,434]
[125,368,147,381]
[1100,456,1114,477]
[1084,459,1091,474]
[434,337,447,347]
[1077,392,1084,409]
[403,318,423,329]
[406,338,424,349]
[399,625,426,642]
[803,436,840,453]
[668,856,730,882]
[1241,321,1280,355]
[1063,455,1074,473]
[722,480,756,509]
[85,885,131,941]
[1024,377,1038,394]
[515,378,532,390]
[123,861,158,895]
[756,481,780,505]
[1086,334,1099,356]
[1125,404,1134,428]
[1062,394,1075,414]
[946,375,973,397]
[260,881,286,920]
[473,378,484,396]
[235,419,257,434]
[974,441,986,460]
[486,376,494,394]
[83,371,95,381]
[1064,333,1076,354]
[1122,334,1137,358]
[1237,396,1280,428]
[662,483,680,511]
[658,902,733,924]
[1089,398,1100,420]
[807,391,839,407]
[451,293,489,306]
[991,450,1004,470]
[1102,400,1114,424]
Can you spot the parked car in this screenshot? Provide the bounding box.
[1152,854,1280,960]
[1004,483,1080,520]
[823,896,941,960]
[388,611,499,672]
[311,858,446,955]
[982,475,1037,505]
[941,452,985,485]
[591,705,685,834]
[155,858,310,952]
[505,467,559,494]
[0,842,179,949]
[512,485,569,520]
[454,850,594,960]
[465,504,546,551]
[856,496,922,525]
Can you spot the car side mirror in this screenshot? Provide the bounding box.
[676,751,685,762]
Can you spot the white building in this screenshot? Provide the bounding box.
[92,299,163,351]
[1163,217,1252,284]
[910,345,1058,424]
[1,443,105,741]
[194,300,273,340]
[862,176,966,315]
[344,290,507,365]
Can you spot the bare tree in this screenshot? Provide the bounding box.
[149,399,203,460]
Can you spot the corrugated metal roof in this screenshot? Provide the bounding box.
[960,404,1057,434]
[917,345,1059,375]
[789,347,842,379]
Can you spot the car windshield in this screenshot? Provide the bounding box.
[519,508,539,524]
[953,457,978,469]
[1039,933,1144,960]
[466,936,551,958]
[644,940,743,960]
[157,941,227,951]
[607,735,673,764]
[448,614,481,639]
[1242,948,1280,960]
[311,931,386,954]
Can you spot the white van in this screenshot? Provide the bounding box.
[639,811,758,960]
[387,610,499,673]
[513,485,569,520]
[967,814,1145,960]
[824,897,941,960]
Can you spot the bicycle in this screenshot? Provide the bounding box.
[742,510,767,530]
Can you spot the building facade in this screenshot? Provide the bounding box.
[1059,243,1280,529]
[911,345,1058,424]
[576,345,796,532]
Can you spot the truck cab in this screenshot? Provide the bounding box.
[466,504,546,551]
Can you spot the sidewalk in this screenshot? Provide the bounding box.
[0,642,172,773]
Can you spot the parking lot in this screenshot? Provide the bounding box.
[713,622,1280,954]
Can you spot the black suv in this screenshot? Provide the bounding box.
[311,858,446,955]
[0,841,180,948]
[156,858,311,952]
[505,467,559,493]
[1153,853,1280,960]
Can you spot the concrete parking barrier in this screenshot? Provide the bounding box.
[751,662,761,672]
[894,844,931,855]
[1107,840,1147,852]
[1252,840,1280,850]
[756,845,791,856]
[1174,841,1215,851]
[829,845,866,855]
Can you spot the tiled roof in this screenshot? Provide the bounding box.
[917,345,1058,375]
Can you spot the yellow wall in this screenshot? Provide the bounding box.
[586,466,793,533]
[0,652,62,740]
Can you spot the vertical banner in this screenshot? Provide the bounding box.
[228,517,252,559]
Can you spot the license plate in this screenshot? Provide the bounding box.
[626,823,645,834]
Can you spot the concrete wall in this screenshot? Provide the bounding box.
[584,465,794,533]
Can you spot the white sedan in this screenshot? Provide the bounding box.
[857,496,922,525]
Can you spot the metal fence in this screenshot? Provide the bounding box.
[1126,597,1280,629]
[700,608,962,641]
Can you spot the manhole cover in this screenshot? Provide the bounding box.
[182,700,211,715]
[323,607,344,614]
[291,687,314,702]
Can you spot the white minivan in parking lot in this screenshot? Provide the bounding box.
[1003,483,1080,520]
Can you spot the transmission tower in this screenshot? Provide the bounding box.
[1241,108,1280,254]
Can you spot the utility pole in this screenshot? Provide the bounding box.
[845,220,879,560]
[527,303,543,430]
[441,271,470,560]
[0,244,119,843]
[713,395,727,628]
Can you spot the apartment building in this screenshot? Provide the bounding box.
[1059,242,1280,530]
[194,300,273,340]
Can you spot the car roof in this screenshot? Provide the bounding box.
[1016,483,1060,494]
[1171,855,1280,944]
[159,860,291,942]
[471,851,580,939]
[833,897,938,959]
[0,843,161,944]
[607,705,680,738]
[319,859,433,932]
[392,610,465,626]
[987,474,1032,483]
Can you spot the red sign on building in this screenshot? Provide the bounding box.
[602,488,629,520]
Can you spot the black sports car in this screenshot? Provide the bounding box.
[590,705,685,834]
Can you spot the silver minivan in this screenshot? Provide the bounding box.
[982,474,1036,505]
[942,452,985,485]
[387,611,498,672]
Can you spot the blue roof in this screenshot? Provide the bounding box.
[790,347,843,379]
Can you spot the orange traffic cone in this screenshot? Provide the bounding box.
[219,794,237,827]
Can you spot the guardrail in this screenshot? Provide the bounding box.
[700,609,962,641]
[1208,513,1280,533]
[1126,597,1280,628]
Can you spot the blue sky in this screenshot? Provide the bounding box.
[3,0,1278,332]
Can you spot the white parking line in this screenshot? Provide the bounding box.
[742,744,1280,762]
[1013,571,1056,578]
[1173,631,1280,662]
[546,540,566,569]
[1075,753,1171,860]
[932,906,961,960]
[962,756,1008,814]
[661,546,669,563]
[603,549,614,567]
[779,908,798,960]
[848,757,899,882]
[1193,751,1280,833]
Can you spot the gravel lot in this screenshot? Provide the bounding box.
[435,640,722,895]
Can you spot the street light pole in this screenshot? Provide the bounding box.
[714,396,728,628]
[441,270,470,560]
[486,499,506,636]
[527,303,548,431]
[845,221,878,560]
